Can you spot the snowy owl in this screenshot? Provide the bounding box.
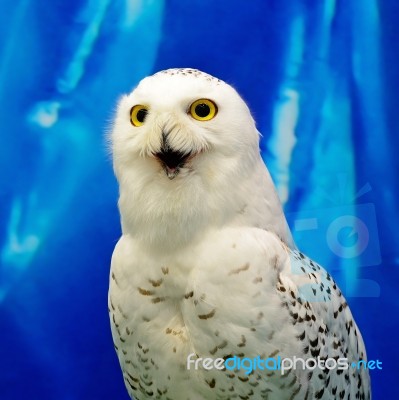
[109,68,371,400]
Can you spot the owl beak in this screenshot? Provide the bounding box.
[155,148,192,179]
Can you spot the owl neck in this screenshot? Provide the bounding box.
[118,155,294,253]
[118,184,216,253]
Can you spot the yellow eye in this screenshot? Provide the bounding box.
[130,105,149,126]
[189,99,217,121]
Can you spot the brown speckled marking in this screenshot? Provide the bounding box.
[154,68,223,85]
[267,349,279,358]
[111,272,119,286]
[287,375,297,388]
[198,309,216,320]
[270,255,279,269]
[253,276,263,284]
[161,267,169,275]
[138,287,155,296]
[280,368,292,378]
[288,384,301,400]
[268,331,275,341]
[151,297,166,304]
[206,378,216,388]
[261,388,272,394]
[165,328,186,342]
[117,305,128,319]
[127,372,139,384]
[209,346,218,355]
[237,203,248,215]
[229,263,250,275]
[149,278,163,287]
[237,335,247,348]
[125,375,138,391]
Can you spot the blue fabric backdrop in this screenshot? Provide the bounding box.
[0,0,398,399]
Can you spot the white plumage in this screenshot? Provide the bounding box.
[109,68,370,400]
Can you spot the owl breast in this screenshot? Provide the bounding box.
[109,228,305,400]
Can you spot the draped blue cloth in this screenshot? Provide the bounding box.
[0,1,397,398]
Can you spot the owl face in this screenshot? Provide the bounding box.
[111,69,262,247]
[112,69,259,183]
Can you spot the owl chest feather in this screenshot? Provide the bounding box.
[109,228,305,399]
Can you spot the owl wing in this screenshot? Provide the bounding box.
[276,243,371,399]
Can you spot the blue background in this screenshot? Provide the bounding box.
[0,0,398,399]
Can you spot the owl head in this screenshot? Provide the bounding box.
[111,69,280,248]
[112,68,259,180]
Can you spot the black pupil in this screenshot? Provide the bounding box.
[136,108,147,123]
[195,103,210,118]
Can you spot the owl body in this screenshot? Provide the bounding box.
[110,227,293,399]
[109,69,370,399]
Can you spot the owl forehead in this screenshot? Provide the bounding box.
[131,68,226,109]
[153,68,223,83]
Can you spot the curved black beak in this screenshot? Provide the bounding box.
[155,148,191,179]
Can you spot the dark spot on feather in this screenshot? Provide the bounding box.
[152,297,166,303]
[229,263,250,275]
[297,331,306,341]
[209,346,218,355]
[198,309,216,320]
[206,378,216,388]
[149,278,163,287]
[138,287,154,296]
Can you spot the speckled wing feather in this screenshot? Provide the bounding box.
[277,245,371,400]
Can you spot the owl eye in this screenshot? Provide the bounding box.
[130,105,149,126]
[189,99,217,121]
